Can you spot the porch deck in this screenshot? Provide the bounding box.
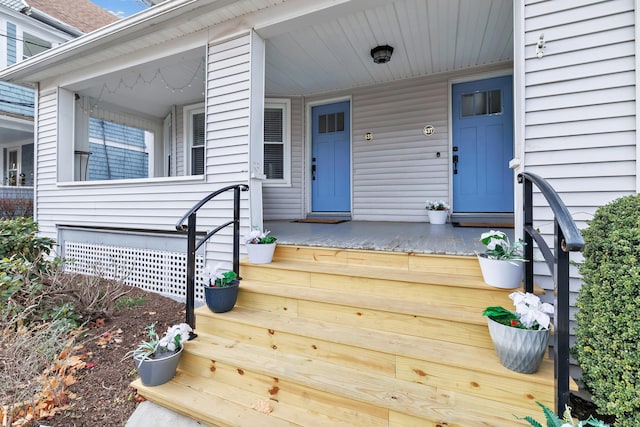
[264,220,514,255]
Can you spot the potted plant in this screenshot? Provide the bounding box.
[203,264,239,313]
[482,291,553,374]
[244,227,278,264]
[425,200,450,224]
[477,230,526,288]
[126,322,192,386]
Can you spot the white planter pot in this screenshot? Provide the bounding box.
[486,317,550,374]
[477,254,523,289]
[246,242,277,264]
[427,210,448,225]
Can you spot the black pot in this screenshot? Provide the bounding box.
[204,279,239,313]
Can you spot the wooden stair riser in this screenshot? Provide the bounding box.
[240,265,512,310]
[194,307,553,380]
[178,349,535,427]
[193,314,552,413]
[132,371,301,427]
[396,356,554,411]
[272,246,483,277]
[177,352,390,427]
[234,291,494,349]
[196,315,397,375]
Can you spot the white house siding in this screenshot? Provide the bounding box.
[33,34,253,273]
[264,63,510,222]
[263,96,304,219]
[521,0,637,350]
[204,33,252,265]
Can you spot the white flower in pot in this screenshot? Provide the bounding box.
[244,227,278,264]
[477,230,526,288]
[126,322,192,386]
[482,291,554,374]
[425,200,450,224]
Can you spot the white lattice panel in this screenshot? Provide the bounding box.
[64,241,206,300]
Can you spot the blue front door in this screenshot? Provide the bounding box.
[311,101,350,212]
[452,76,514,213]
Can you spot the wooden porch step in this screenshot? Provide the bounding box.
[235,279,495,349]
[135,246,566,426]
[132,372,299,427]
[240,260,527,310]
[195,305,556,398]
[174,332,543,426]
[272,245,484,277]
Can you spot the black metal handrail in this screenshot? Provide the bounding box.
[518,172,584,416]
[176,184,249,331]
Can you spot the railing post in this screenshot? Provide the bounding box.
[554,222,570,415]
[522,176,534,294]
[186,212,197,330]
[232,185,241,278]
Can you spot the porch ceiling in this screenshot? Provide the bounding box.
[261,0,513,96]
[35,0,513,119]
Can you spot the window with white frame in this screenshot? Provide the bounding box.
[264,99,290,185]
[184,103,205,176]
[22,32,51,59]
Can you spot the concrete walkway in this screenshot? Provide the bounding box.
[125,401,206,427]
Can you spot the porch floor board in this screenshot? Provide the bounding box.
[264,220,513,255]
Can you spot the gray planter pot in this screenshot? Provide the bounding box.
[486,317,550,374]
[134,347,183,386]
[204,279,239,313]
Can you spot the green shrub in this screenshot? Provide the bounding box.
[0,217,54,262]
[575,194,640,426]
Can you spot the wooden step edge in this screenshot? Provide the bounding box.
[241,258,494,290]
[242,259,545,295]
[183,333,457,420]
[194,305,557,387]
[237,279,493,326]
[132,374,299,427]
[272,244,477,263]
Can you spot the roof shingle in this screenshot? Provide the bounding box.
[26,0,119,33]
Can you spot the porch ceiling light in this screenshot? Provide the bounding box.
[370,45,394,64]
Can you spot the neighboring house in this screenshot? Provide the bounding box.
[0,0,116,190]
[0,0,634,296]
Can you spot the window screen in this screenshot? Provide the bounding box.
[191,112,205,175]
[264,108,284,179]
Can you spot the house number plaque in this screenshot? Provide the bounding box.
[423,125,435,136]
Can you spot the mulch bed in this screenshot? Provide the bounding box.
[43,287,185,427]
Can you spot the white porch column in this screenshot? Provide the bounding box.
[248,30,266,228]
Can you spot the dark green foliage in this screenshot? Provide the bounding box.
[516,402,609,426]
[0,217,55,262]
[575,194,640,426]
[482,306,524,328]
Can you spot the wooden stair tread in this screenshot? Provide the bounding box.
[241,258,545,294]
[195,304,555,384]
[182,332,547,421]
[242,258,489,289]
[237,279,491,325]
[132,373,300,427]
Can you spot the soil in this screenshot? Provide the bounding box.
[43,286,185,427]
[38,286,616,427]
